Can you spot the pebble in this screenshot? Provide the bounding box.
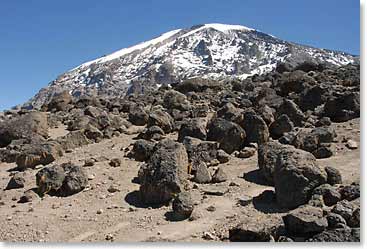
[97,209,103,214]
[202,232,216,240]
[346,139,358,149]
[206,205,216,212]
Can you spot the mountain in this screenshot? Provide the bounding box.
[26,23,357,109]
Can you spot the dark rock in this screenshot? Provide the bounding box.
[283,205,328,236]
[216,149,230,163]
[339,183,360,201]
[277,99,306,127]
[6,172,25,190]
[274,148,327,209]
[348,208,360,227]
[324,92,360,122]
[182,137,218,164]
[217,103,243,123]
[212,167,227,183]
[130,139,155,162]
[147,109,174,133]
[46,91,73,112]
[229,223,274,242]
[109,158,121,167]
[172,191,194,220]
[84,106,103,118]
[128,105,149,126]
[36,163,88,197]
[307,227,360,242]
[193,162,212,183]
[16,141,64,170]
[19,189,40,203]
[312,184,341,206]
[139,139,189,204]
[331,200,354,221]
[324,166,342,185]
[241,111,269,145]
[236,147,256,158]
[257,141,294,184]
[137,126,165,141]
[60,163,88,196]
[0,112,49,147]
[178,118,207,142]
[315,117,331,127]
[84,125,103,142]
[56,130,90,151]
[163,90,191,111]
[207,118,246,154]
[326,213,347,228]
[312,145,334,159]
[269,114,294,139]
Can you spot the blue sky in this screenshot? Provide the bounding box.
[0,0,359,110]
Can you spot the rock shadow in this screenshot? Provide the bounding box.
[252,190,289,214]
[243,169,273,187]
[124,190,166,209]
[164,211,188,222]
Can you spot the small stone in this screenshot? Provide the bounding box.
[6,216,12,221]
[107,185,120,193]
[238,195,253,206]
[6,173,25,190]
[109,158,121,167]
[105,234,114,241]
[236,147,256,158]
[84,159,95,167]
[193,162,212,183]
[216,149,230,163]
[211,167,227,183]
[346,140,358,149]
[203,232,216,240]
[88,174,95,180]
[206,205,216,212]
[96,209,103,214]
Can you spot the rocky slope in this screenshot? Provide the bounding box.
[25,23,357,109]
[0,61,360,242]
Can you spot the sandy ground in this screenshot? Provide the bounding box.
[0,118,360,242]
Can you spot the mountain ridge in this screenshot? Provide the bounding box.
[25,23,358,109]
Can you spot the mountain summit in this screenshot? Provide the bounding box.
[28,23,356,108]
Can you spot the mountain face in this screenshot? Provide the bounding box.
[27,23,357,109]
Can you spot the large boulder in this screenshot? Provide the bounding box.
[229,223,274,242]
[207,118,246,154]
[128,104,149,126]
[36,163,88,196]
[139,139,189,205]
[274,147,327,209]
[0,112,49,147]
[130,139,155,162]
[241,112,269,145]
[178,118,207,142]
[15,141,64,170]
[147,109,174,133]
[163,90,191,111]
[269,114,294,139]
[277,99,306,127]
[182,137,218,164]
[257,141,294,184]
[172,191,194,220]
[46,91,73,112]
[283,205,328,236]
[307,227,360,242]
[56,130,90,151]
[324,92,360,122]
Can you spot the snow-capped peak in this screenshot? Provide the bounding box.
[203,23,255,32]
[77,28,182,69]
[27,23,357,109]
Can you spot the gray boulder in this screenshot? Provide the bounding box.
[274,148,327,208]
[207,118,246,154]
[139,139,189,204]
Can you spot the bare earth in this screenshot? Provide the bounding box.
[0,118,360,242]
